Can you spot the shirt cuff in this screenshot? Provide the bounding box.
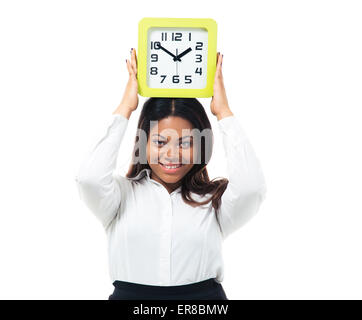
[107,113,129,127]
[217,114,249,146]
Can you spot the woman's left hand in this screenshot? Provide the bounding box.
[210,52,233,120]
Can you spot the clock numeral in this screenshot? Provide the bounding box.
[172,75,180,83]
[150,67,158,75]
[195,67,202,75]
[151,54,158,62]
[195,42,203,50]
[160,75,166,83]
[189,33,192,41]
[161,32,167,41]
[151,41,161,50]
[172,32,182,41]
[169,75,193,84]
[196,54,202,63]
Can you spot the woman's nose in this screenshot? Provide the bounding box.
[166,145,180,160]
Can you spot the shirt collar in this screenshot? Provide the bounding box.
[127,168,182,194]
[126,167,151,181]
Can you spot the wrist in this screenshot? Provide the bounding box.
[112,103,133,119]
[216,108,233,121]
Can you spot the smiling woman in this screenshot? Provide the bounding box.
[147,115,195,192]
[75,47,267,300]
[149,117,194,183]
[127,97,228,208]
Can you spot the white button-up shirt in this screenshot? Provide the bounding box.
[75,113,267,286]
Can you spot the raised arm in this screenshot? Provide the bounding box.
[210,52,267,239]
[75,47,139,230]
[216,115,267,239]
[75,113,129,230]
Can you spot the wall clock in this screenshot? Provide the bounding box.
[137,17,217,98]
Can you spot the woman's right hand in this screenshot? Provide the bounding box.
[113,48,139,117]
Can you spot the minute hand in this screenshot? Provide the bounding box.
[174,47,192,61]
[158,44,182,62]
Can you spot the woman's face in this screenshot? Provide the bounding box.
[147,116,195,192]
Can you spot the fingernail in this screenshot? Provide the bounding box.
[125,59,127,63]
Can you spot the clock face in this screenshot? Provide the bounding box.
[147,27,208,89]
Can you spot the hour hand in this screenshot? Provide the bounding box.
[157,43,182,62]
[174,47,192,61]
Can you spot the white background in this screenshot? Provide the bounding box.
[0,0,361,299]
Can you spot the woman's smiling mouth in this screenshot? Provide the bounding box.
[159,162,184,173]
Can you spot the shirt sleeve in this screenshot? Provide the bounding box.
[75,113,130,230]
[216,115,267,240]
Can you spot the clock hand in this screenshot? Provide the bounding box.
[158,43,182,62]
[176,48,178,76]
[174,47,192,61]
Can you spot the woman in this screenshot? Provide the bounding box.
[75,48,267,300]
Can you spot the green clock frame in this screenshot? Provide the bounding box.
[137,17,217,98]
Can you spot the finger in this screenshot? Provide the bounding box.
[131,48,138,74]
[215,52,222,77]
[131,50,137,76]
[131,48,137,64]
[126,59,134,77]
[217,52,223,70]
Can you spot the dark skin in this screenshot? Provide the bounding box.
[113,48,234,194]
[147,116,195,194]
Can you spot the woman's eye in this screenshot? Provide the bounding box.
[181,141,191,148]
[153,140,191,148]
[153,140,166,146]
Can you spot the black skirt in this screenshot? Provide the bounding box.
[108,277,228,300]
